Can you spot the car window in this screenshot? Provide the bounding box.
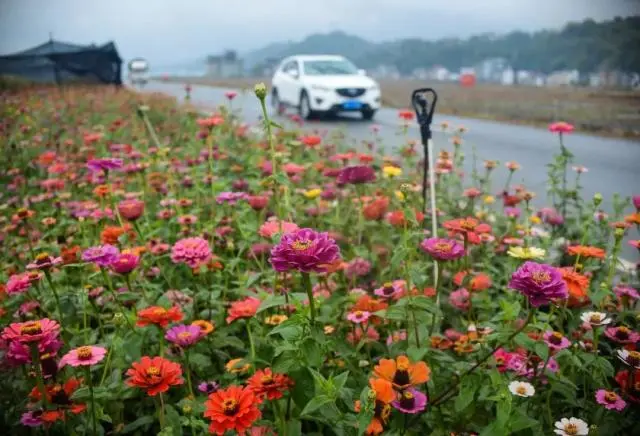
[302,59,358,75]
[282,61,299,73]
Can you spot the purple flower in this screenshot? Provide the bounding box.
[198,380,219,394]
[337,165,376,185]
[165,324,203,348]
[595,389,626,411]
[87,158,123,172]
[374,281,403,299]
[216,191,248,205]
[20,411,43,427]
[109,253,140,275]
[344,257,371,279]
[604,326,639,344]
[270,228,340,273]
[420,237,465,261]
[508,261,568,307]
[543,331,571,351]
[392,388,427,414]
[613,285,639,301]
[504,207,521,219]
[82,244,120,267]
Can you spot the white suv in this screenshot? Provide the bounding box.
[271,55,381,120]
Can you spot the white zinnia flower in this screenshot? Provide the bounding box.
[554,417,589,436]
[579,311,612,327]
[616,349,640,369]
[508,381,535,397]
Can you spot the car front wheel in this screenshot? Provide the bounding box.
[362,109,376,121]
[299,91,317,120]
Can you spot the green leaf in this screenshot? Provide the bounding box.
[509,409,540,432]
[286,419,302,436]
[122,416,155,433]
[189,353,212,372]
[534,342,549,361]
[270,120,285,129]
[454,378,476,413]
[301,394,333,416]
[333,371,350,392]
[357,387,374,436]
[301,339,323,367]
[410,296,435,312]
[257,295,286,313]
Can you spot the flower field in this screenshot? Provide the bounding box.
[0,82,638,436]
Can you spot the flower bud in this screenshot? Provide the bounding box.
[254,83,267,101]
[593,193,603,206]
[113,312,126,326]
[614,228,625,239]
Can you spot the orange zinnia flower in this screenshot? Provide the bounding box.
[443,217,492,244]
[363,196,390,221]
[136,306,184,327]
[624,212,640,225]
[100,225,133,245]
[125,356,184,396]
[453,271,492,292]
[204,385,261,436]
[247,368,294,401]
[353,295,388,325]
[355,378,395,435]
[29,377,87,422]
[192,320,215,335]
[373,355,430,390]
[566,245,606,259]
[559,267,590,307]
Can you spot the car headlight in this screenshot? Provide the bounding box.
[311,84,330,92]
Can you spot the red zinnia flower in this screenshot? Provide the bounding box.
[136,306,184,327]
[247,368,294,401]
[398,110,414,121]
[300,135,321,147]
[443,217,492,244]
[125,356,184,396]
[226,297,261,324]
[29,377,87,422]
[204,385,261,435]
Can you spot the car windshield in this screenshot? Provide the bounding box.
[302,59,359,76]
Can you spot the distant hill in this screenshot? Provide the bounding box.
[243,16,640,75]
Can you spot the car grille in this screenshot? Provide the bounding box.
[336,88,366,98]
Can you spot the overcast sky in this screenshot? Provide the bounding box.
[1,0,638,65]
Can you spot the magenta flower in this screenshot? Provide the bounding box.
[346,310,371,324]
[6,273,32,295]
[165,324,203,348]
[633,195,640,210]
[5,335,62,366]
[270,228,340,273]
[449,288,470,311]
[216,191,248,204]
[344,257,371,279]
[604,326,639,344]
[613,285,639,301]
[543,331,571,351]
[595,389,626,411]
[20,411,43,428]
[109,253,140,275]
[420,237,465,261]
[59,345,107,367]
[82,244,120,267]
[87,157,123,172]
[171,237,212,268]
[374,281,404,299]
[504,207,521,219]
[26,253,62,271]
[2,319,60,344]
[508,261,568,307]
[392,388,427,414]
[198,380,219,394]
[337,165,376,185]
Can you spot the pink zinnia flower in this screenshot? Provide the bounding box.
[118,198,145,221]
[420,237,465,261]
[548,121,574,134]
[344,257,371,278]
[1,319,60,344]
[613,285,639,301]
[449,288,470,311]
[216,191,248,204]
[26,253,62,270]
[508,261,568,307]
[347,310,371,324]
[392,388,427,414]
[110,253,140,274]
[59,345,107,367]
[386,330,407,345]
[604,326,639,344]
[270,228,340,273]
[6,273,32,295]
[165,324,203,348]
[20,411,43,427]
[543,331,571,351]
[82,244,120,267]
[259,219,299,238]
[595,389,626,411]
[87,157,123,172]
[374,281,403,299]
[337,165,376,185]
[171,237,212,268]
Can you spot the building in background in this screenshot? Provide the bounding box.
[206,50,244,78]
[475,57,512,83]
[546,69,580,86]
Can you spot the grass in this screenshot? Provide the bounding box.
[158,76,640,139]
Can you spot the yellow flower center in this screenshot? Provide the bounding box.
[516,386,527,395]
[146,366,160,377]
[627,351,640,366]
[261,375,274,385]
[20,321,42,335]
[291,239,314,251]
[604,391,618,403]
[590,314,603,324]
[222,398,239,416]
[564,424,578,435]
[434,242,452,252]
[153,308,167,316]
[460,219,476,231]
[531,271,551,284]
[178,332,192,339]
[403,391,414,400]
[76,346,93,360]
[35,253,50,262]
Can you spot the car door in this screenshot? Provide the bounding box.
[279,60,301,105]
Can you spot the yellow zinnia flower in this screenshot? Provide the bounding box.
[394,191,405,201]
[507,246,546,260]
[484,195,495,204]
[383,166,402,178]
[304,188,322,199]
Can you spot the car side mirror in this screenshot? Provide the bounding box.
[357,69,367,76]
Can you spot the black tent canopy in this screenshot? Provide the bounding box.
[0,39,123,85]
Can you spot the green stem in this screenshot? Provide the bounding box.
[44,271,63,321]
[185,350,194,398]
[246,320,256,366]
[301,272,316,323]
[30,345,49,408]
[101,268,135,331]
[428,260,440,337]
[99,345,114,386]
[158,393,166,429]
[86,366,98,435]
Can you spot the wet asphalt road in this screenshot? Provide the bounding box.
[144,81,639,262]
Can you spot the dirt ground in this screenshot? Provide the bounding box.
[160,76,640,139]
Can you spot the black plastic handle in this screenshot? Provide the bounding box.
[411,88,438,129]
